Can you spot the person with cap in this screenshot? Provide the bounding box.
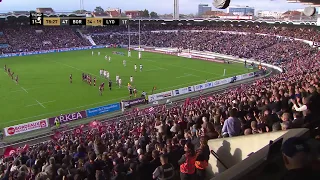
[152,154,175,180]
[282,137,320,180]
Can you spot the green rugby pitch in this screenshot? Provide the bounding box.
[0,48,250,128]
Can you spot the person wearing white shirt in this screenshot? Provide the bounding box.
[291,98,308,112]
[116,75,119,84]
[130,76,133,83]
[104,70,107,79]
[118,78,122,88]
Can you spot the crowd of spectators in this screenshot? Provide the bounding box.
[0,27,90,54]
[0,35,7,44]
[92,31,314,66]
[0,23,320,180]
[84,23,320,42]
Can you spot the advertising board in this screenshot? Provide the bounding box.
[86,103,121,117]
[48,111,87,126]
[4,119,48,136]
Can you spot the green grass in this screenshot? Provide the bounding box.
[0,48,250,128]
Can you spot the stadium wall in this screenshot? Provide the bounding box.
[210,128,309,180]
[207,130,287,176]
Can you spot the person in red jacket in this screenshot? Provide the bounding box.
[178,142,196,180]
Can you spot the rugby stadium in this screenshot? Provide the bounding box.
[0,0,320,180]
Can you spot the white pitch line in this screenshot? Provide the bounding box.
[158,67,168,70]
[21,87,29,93]
[25,103,40,107]
[188,73,200,77]
[176,73,200,79]
[176,74,192,79]
[36,100,46,108]
[26,100,56,107]
[145,68,160,72]
[9,89,24,93]
[145,67,167,72]
[10,87,37,93]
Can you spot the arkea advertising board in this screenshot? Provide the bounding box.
[48,111,87,126]
[4,119,48,136]
[86,103,120,117]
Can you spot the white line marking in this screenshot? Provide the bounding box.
[176,73,192,78]
[145,67,167,72]
[158,67,168,70]
[176,73,200,78]
[36,100,46,108]
[9,89,23,93]
[26,100,56,107]
[21,87,28,93]
[145,68,160,72]
[10,88,37,93]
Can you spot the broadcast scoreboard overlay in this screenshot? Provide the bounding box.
[29,13,129,26]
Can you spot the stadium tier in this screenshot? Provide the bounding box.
[0,18,320,180]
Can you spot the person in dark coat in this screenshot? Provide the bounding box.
[111,165,127,180]
[195,137,210,179]
[136,155,153,180]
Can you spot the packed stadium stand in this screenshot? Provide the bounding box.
[1,17,320,180]
[0,27,90,54]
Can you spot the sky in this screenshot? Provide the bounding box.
[0,0,306,14]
